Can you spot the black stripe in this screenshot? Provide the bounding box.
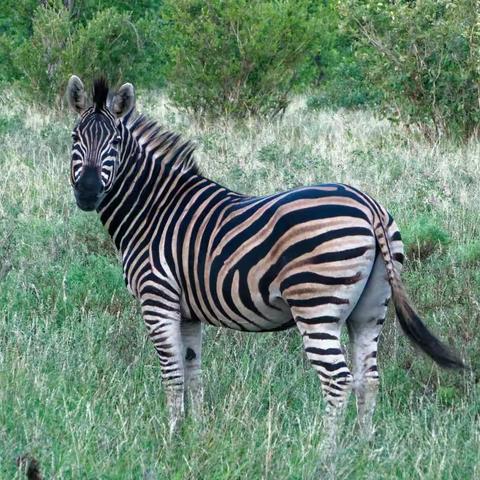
[305,347,343,356]
[296,316,340,325]
[393,252,405,264]
[280,271,362,291]
[304,332,338,340]
[288,296,349,308]
[311,360,348,372]
[310,246,373,265]
[391,231,402,241]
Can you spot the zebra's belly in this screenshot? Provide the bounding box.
[181,285,295,332]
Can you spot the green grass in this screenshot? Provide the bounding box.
[1,90,479,479]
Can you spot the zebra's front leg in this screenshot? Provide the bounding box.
[181,320,203,420]
[141,298,185,435]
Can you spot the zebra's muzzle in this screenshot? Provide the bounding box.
[73,166,105,212]
[74,166,105,211]
[74,191,105,211]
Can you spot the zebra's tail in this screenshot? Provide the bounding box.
[373,213,465,370]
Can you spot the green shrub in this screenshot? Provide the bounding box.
[307,56,382,110]
[13,3,72,104]
[12,2,164,104]
[307,3,382,111]
[70,0,163,22]
[0,0,38,82]
[161,0,322,118]
[340,0,480,140]
[65,7,144,91]
[402,216,451,261]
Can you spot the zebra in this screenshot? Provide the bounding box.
[66,76,464,440]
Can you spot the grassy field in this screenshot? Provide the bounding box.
[1,89,479,479]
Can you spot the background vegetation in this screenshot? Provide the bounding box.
[1,0,478,138]
[340,0,479,140]
[1,0,479,478]
[160,0,322,117]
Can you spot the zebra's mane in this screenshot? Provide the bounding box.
[93,77,109,111]
[125,113,200,176]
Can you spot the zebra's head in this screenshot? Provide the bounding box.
[66,75,135,211]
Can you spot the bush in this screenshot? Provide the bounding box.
[12,2,164,105]
[161,0,322,118]
[66,7,145,91]
[70,0,163,22]
[307,53,382,110]
[0,0,38,83]
[402,216,451,261]
[340,0,480,140]
[13,4,72,104]
[307,3,382,111]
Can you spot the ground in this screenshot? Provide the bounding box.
[0,91,479,479]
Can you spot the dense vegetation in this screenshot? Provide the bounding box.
[161,0,322,118]
[1,0,479,478]
[340,0,479,140]
[0,0,162,104]
[1,0,478,138]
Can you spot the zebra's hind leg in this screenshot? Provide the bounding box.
[299,318,352,448]
[288,274,371,448]
[181,320,203,420]
[347,254,392,438]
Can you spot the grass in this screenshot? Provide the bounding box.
[1,89,479,479]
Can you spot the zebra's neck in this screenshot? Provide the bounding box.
[97,112,220,257]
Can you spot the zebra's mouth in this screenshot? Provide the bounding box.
[74,190,105,211]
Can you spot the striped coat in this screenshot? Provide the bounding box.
[67,76,464,439]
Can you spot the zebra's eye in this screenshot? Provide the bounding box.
[112,136,121,146]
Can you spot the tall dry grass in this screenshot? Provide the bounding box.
[0,90,479,479]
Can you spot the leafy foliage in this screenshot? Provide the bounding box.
[161,0,322,118]
[9,1,163,104]
[70,0,163,21]
[0,0,37,82]
[340,0,480,140]
[307,2,382,110]
[1,0,478,136]
[13,3,72,104]
[65,8,146,91]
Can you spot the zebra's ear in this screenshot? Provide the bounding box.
[111,83,135,117]
[66,75,87,114]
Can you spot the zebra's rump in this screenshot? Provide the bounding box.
[174,183,400,332]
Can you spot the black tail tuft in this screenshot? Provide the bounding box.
[395,299,465,369]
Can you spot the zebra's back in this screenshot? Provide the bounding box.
[164,183,400,332]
